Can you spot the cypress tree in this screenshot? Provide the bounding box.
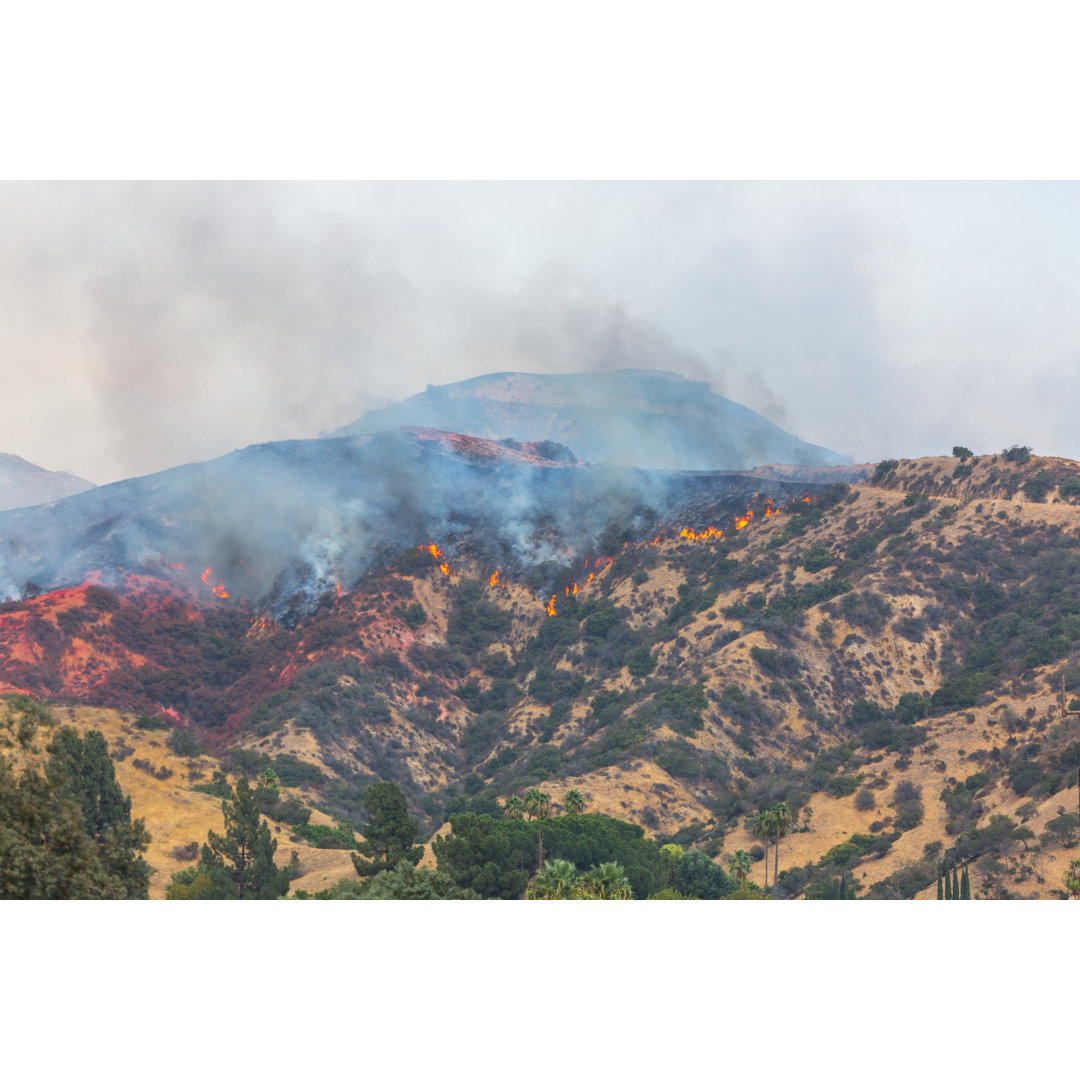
[960,865,971,899]
[944,866,952,899]
[937,865,943,900]
[952,864,960,900]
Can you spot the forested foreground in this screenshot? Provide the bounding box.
[4,693,1080,899]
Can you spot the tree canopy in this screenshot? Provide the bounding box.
[351,781,423,878]
[0,697,151,899]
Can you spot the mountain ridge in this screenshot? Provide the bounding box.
[333,369,849,472]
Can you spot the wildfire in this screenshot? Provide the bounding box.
[201,566,230,599]
[547,594,557,617]
[678,526,723,541]
[422,543,452,576]
[490,569,500,589]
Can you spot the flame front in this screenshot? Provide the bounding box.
[547,594,557,617]
[201,566,230,599]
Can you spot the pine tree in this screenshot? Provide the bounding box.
[944,866,953,899]
[46,727,151,897]
[196,773,290,899]
[0,700,152,899]
[351,781,422,878]
[960,865,971,899]
[952,864,960,900]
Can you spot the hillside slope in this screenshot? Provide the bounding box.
[5,447,1080,898]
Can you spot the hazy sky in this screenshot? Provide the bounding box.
[4,179,1080,484]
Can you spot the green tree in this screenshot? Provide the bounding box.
[564,789,585,815]
[187,772,289,899]
[46,727,151,897]
[502,794,525,819]
[574,861,633,899]
[750,809,773,892]
[952,446,973,461]
[351,781,423,878]
[524,788,552,820]
[1064,858,1080,900]
[360,863,478,899]
[660,843,685,888]
[952,864,960,900]
[727,849,752,886]
[769,802,793,887]
[253,768,280,815]
[960,864,971,899]
[525,858,579,899]
[937,864,944,900]
[675,850,734,899]
[1041,812,1080,850]
[944,866,953,899]
[0,700,151,899]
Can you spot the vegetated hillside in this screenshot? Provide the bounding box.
[0,452,93,511]
[333,369,849,471]
[5,445,1080,898]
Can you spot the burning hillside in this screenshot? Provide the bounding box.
[7,449,1080,898]
[0,426,845,627]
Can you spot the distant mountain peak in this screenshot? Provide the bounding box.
[0,452,94,511]
[334,369,847,472]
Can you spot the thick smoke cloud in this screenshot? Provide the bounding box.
[2,181,1079,484]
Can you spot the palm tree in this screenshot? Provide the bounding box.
[727,849,752,886]
[750,809,773,892]
[525,859,578,899]
[769,802,793,888]
[574,861,633,899]
[1065,857,1080,900]
[564,788,585,815]
[524,788,552,820]
[503,795,525,819]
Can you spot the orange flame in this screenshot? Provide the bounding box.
[200,566,230,598]
[490,569,500,589]
[547,595,557,617]
[678,526,722,541]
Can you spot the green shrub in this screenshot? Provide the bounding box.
[290,821,358,849]
[166,727,206,758]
